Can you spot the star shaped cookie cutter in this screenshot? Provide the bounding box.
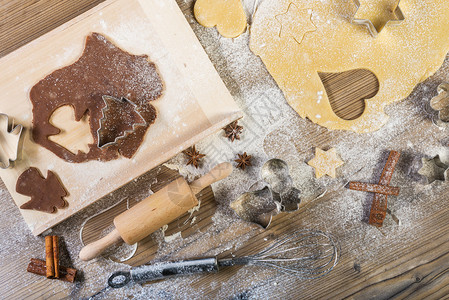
[418,155,449,184]
[0,113,24,169]
[351,0,405,38]
[97,95,147,149]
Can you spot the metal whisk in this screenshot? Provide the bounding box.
[88,230,339,298]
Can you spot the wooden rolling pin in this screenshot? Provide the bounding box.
[79,162,233,261]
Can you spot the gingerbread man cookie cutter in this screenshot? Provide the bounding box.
[97,95,147,149]
[351,0,405,38]
[0,113,24,169]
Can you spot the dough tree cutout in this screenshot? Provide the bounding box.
[48,105,94,155]
[194,0,247,38]
[276,3,316,45]
[250,0,449,132]
[17,167,68,214]
[307,148,344,178]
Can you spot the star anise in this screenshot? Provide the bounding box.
[184,145,205,168]
[235,152,252,170]
[224,121,243,142]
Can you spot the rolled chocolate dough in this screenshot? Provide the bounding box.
[30,32,164,162]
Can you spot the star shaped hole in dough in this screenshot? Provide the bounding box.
[275,2,316,45]
[353,0,404,36]
[307,148,344,179]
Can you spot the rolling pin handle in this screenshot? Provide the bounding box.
[189,162,233,194]
[79,228,123,261]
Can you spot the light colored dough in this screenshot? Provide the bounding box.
[307,148,344,179]
[194,0,247,38]
[250,0,449,132]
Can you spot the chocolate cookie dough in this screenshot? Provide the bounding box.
[17,167,67,214]
[30,32,164,163]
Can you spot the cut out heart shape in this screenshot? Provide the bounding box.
[318,69,379,121]
[194,0,247,38]
[49,105,94,155]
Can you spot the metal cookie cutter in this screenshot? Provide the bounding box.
[97,95,147,148]
[418,155,449,184]
[230,159,301,228]
[261,159,301,212]
[430,82,449,124]
[0,113,24,169]
[351,0,405,38]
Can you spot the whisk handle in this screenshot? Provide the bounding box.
[129,258,219,284]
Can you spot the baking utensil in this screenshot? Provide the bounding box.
[351,0,405,38]
[97,96,147,148]
[79,162,233,261]
[261,158,301,211]
[87,229,340,299]
[430,82,449,123]
[0,113,23,169]
[230,186,279,228]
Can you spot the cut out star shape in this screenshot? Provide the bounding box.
[418,155,448,184]
[352,0,405,37]
[308,148,344,179]
[275,3,316,45]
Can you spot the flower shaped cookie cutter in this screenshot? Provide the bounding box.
[429,82,449,126]
[351,0,405,38]
[230,159,301,228]
[0,113,24,169]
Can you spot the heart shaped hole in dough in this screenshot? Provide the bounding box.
[318,69,379,121]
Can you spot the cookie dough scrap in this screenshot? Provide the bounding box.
[17,167,68,214]
[30,32,163,163]
[307,148,344,178]
[194,0,247,38]
[250,0,449,132]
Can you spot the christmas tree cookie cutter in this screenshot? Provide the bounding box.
[0,113,24,169]
[351,0,405,38]
[97,95,147,148]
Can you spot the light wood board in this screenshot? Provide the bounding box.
[0,0,242,235]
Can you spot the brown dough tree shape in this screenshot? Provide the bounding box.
[16,167,68,213]
[30,33,164,163]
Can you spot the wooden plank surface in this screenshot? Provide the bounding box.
[1,0,449,299]
[0,0,242,235]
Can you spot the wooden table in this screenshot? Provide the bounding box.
[2,0,449,299]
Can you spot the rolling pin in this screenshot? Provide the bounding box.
[79,162,233,261]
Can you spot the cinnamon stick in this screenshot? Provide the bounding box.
[52,236,59,278]
[27,258,76,283]
[45,236,55,278]
[369,151,401,227]
[349,182,400,196]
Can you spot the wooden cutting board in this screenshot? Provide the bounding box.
[0,0,242,235]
